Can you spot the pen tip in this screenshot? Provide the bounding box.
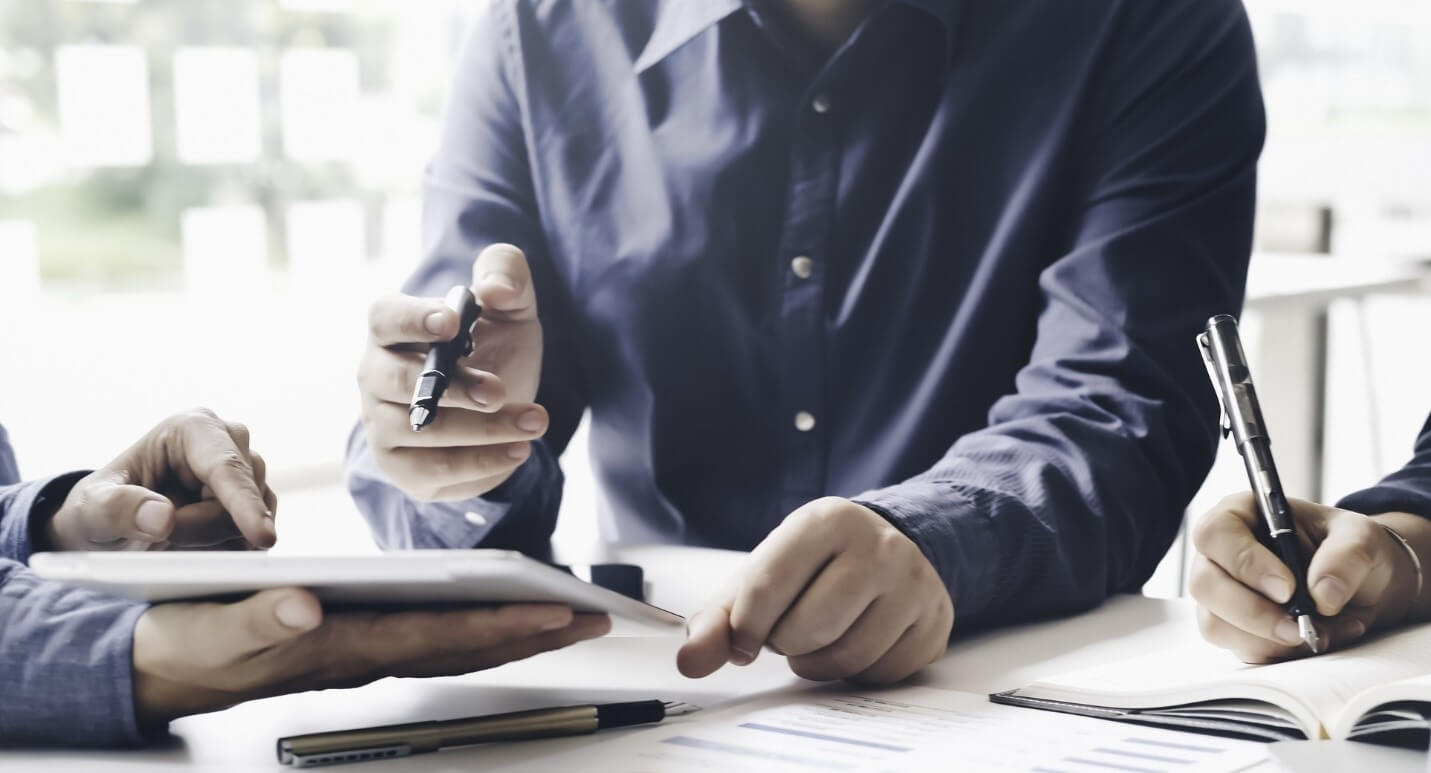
[1298,615,1321,654]
[409,406,430,432]
[661,701,702,717]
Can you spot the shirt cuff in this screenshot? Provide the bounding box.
[345,421,559,553]
[0,564,151,746]
[0,470,89,565]
[1337,480,1431,520]
[853,480,1005,627]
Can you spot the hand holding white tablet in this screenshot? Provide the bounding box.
[132,589,609,726]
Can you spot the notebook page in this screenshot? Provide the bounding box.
[1011,622,1431,739]
[1334,671,1431,739]
[504,686,1268,772]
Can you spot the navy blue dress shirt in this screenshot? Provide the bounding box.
[349,0,1268,627]
[1340,415,1431,519]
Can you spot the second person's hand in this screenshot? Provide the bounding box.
[358,244,549,502]
[133,590,611,726]
[47,408,278,552]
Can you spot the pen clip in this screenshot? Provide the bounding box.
[279,742,413,768]
[1196,332,1231,439]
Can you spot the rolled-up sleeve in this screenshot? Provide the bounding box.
[1338,415,1431,518]
[856,0,1265,628]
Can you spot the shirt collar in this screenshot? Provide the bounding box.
[633,0,744,74]
[899,0,961,63]
[632,0,960,75]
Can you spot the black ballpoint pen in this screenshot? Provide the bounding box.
[1197,314,1321,653]
[409,285,482,432]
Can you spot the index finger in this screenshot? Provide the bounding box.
[180,418,276,548]
[727,506,846,661]
[1192,495,1294,604]
[367,292,460,348]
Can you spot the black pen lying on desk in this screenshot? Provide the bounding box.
[1197,314,1321,653]
[277,699,701,768]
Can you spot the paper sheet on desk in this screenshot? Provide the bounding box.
[509,686,1268,772]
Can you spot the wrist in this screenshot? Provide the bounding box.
[131,608,216,727]
[28,470,91,554]
[1370,513,1429,627]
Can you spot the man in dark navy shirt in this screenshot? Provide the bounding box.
[350,0,1267,683]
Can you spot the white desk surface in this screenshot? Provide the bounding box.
[5,545,1424,772]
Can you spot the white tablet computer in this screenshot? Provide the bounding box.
[29,550,684,635]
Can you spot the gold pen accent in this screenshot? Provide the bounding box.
[278,700,699,768]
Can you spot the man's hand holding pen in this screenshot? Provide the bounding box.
[358,243,549,502]
[1190,493,1424,664]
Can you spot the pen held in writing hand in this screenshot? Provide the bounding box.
[1197,314,1321,655]
[277,700,700,768]
[409,285,482,432]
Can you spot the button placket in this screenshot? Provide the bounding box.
[772,83,841,516]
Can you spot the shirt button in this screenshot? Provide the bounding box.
[794,411,816,432]
[791,256,814,279]
[464,511,489,526]
[811,94,832,114]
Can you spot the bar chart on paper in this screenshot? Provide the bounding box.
[523,687,1268,772]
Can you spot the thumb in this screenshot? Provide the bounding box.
[208,588,323,658]
[471,243,538,321]
[75,474,176,544]
[676,604,736,678]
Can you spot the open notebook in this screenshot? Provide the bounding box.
[992,622,1431,747]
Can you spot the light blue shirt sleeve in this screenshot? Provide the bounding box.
[0,556,149,747]
[0,425,151,747]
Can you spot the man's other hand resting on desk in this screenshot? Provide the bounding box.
[1191,414,1431,663]
[676,497,953,684]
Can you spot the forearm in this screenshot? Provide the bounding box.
[858,407,1195,628]
[0,560,149,747]
[1370,511,1431,626]
[345,423,563,553]
[0,472,89,564]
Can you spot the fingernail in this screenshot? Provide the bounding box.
[1274,618,1302,646]
[276,597,319,630]
[539,614,571,632]
[506,444,529,460]
[1313,577,1349,612]
[1345,620,1367,640]
[135,501,170,537]
[481,273,517,292]
[424,311,449,336]
[516,410,545,433]
[468,386,489,408]
[729,645,756,666]
[1258,575,1292,603]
